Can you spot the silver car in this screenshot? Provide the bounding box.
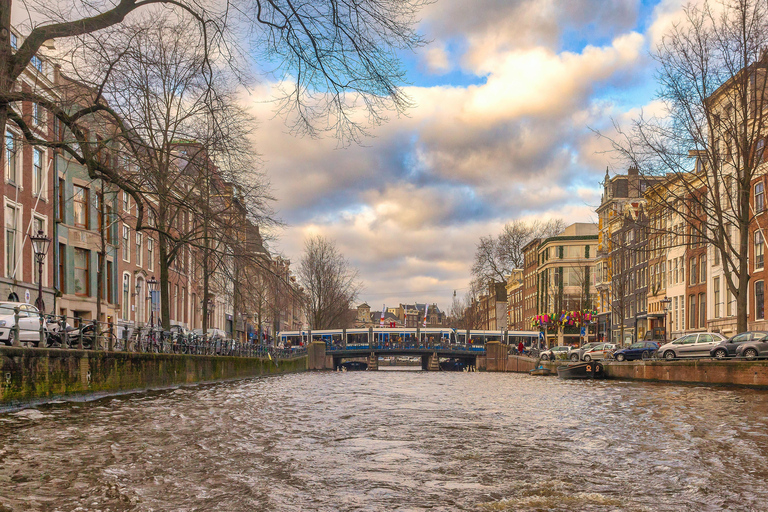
[581,343,617,362]
[657,332,727,360]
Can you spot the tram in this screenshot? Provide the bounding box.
[276,328,540,351]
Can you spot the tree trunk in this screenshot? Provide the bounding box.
[159,233,171,330]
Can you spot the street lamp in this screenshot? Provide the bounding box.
[147,275,157,328]
[30,230,51,312]
[660,296,672,341]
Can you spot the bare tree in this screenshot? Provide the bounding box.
[0,0,428,205]
[603,0,768,333]
[297,235,361,330]
[472,219,564,284]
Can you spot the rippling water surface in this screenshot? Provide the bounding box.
[2,369,768,511]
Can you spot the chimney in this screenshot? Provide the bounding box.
[628,164,640,198]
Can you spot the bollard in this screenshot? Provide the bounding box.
[38,313,45,348]
[108,322,114,352]
[12,306,20,347]
[59,315,68,349]
[123,326,129,352]
[92,320,100,351]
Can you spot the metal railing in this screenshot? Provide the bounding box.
[324,339,486,353]
[0,307,301,359]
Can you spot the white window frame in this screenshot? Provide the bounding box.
[32,147,44,197]
[756,230,765,271]
[122,224,130,262]
[122,272,131,320]
[4,199,22,278]
[756,182,765,213]
[122,190,130,212]
[147,238,154,272]
[5,130,20,185]
[135,232,143,268]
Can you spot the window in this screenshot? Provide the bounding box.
[4,203,19,277]
[727,287,733,317]
[689,294,697,329]
[122,273,130,320]
[680,294,685,330]
[714,277,721,319]
[757,139,766,165]
[32,102,43,126]
[699,255,706,283]
[699,292,706,328]
[31,55,42,73]
[10,33,17,50]
[661,260,667,289]
[756,281,765,321]
[107,260,114,302]
[5,131,17,183]
[122,190,130,212]
[147,238,154,271]
[32,148,43,195]
[57,178,65,221]
[122,225,130,262]
[58,244,66,294]
[757,182,765,213]
[714,244,720,266]
[73,185,89,228]
[674,296,679,330]
[136,232,142,267]
[679,256,684,283]
[757,231,765,270]
[690,258,697,285]
[74,248,90,296]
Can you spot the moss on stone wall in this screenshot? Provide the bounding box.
[0,347,307,407]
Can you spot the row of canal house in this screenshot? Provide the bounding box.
[507,52,768,346]
[506,158,768,347]
[2,28,304,341]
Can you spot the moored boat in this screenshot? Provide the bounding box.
[556,361,604,379]
[529,366,554,376]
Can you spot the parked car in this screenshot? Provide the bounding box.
[613,341,659,362]
[581,343,617,362]
[569,342,602,362]
[710,331,768,359]
[657,332,727,360]
[0,302,50,346]
[539,346,574,361]
[734,335,768,360]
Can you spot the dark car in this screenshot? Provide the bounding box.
[710,331,768,359]
[612,341,659,362]
[734,336,768,360]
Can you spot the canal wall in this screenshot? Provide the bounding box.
[604,359,768,387]
[0,347,307,407]
[502,354,768,388]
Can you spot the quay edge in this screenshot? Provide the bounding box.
[0,347,307,408]
[504,354,768,388]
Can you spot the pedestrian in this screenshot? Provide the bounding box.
[518,341,524,355]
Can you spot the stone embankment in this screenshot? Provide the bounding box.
[504,354,768,388]
[0,347,306,408]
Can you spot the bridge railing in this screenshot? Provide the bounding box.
[0,309,302,360]
[324,340,485,352]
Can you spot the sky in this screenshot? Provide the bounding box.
[244,0,688,314]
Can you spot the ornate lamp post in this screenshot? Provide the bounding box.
[30,230,51,312]
[147,275,157,328]
[660,296,672,342]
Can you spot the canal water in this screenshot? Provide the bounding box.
[2,369,768,511]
